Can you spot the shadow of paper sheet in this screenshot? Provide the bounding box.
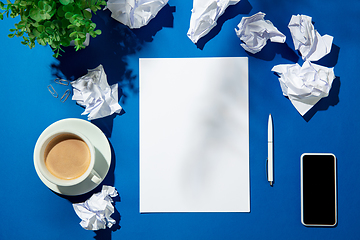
[139,57,250,212]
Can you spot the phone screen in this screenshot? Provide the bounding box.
[301,153,337,226]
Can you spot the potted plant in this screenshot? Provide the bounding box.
[0,0,106,57]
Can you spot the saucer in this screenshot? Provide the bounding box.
[34,118,111,196]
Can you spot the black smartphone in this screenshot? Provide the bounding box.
[301,153,337,227]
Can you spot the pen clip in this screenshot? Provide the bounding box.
[266,158,274,186]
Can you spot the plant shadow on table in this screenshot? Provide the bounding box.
[195,0,252,50]
[302,44,341,122]
[51,4,175,137]
[55,142,122,237]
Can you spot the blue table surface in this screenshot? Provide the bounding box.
[0,0,358,239]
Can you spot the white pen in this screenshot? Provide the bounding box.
[268,114,274,186]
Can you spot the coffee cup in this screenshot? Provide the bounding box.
[34,129,102,187]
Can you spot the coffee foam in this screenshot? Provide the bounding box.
[44,134,91,180]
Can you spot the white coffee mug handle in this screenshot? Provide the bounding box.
[90,169,102,184]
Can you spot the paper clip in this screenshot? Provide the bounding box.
[60,89,71,103]
[54,78,69,86]
[47,84,58,98]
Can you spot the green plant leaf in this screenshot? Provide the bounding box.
[19,1,27,7]
[44,21,51,28]
[17,20,26,28]
[73,13,83,21]
[37,25,45,32]
[39,10,51,20]
[21,36,29,45]
[8,33,15,38]
[59,0,71,5]
[83,9,92,19]
[57,6,65,17]
[2,0,103,58]
[61,18,69,28]
[63,4,74,13]
[52,19,62,28]
[29,42,36,49]
[65,12,73,19]
[61,39,70,47]
[38,1,46,9]
[77,32,85,38]
[32,29,40,37]
[69,16,75,24]
[0,2,5,10]
[37,38,46,46]
[38,1,48,10]
[29,8,42,21]
[73,5,82,15]
[20,14,28,21]
[74,38,82,46]
[69,31,77,38]
[49,1,56,17]
[45,27,54,34]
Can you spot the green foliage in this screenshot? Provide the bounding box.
[0,0,106,57]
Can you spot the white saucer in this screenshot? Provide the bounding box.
[34,118,111,196]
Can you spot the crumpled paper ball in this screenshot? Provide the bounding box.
[106,0,169,29]
[73,185,118,231]
[272,60,335,116]
[235,12,286,54]
[187,0,241,44]
[288,14,333,62]
[71,64,122,120]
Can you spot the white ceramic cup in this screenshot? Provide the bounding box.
[34,129,102,187]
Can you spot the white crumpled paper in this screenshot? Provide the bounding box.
[71,64,122,120]
[235,12,286,54]
[187,0,241,44]
[288,14,333,62]
[73,185,118,231]
[271,61,335,116]
[105,0,169,29]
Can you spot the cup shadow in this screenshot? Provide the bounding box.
[90,109,125,138]
[54,142,121,234]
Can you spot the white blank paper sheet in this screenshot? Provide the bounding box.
[139,57,249,213]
